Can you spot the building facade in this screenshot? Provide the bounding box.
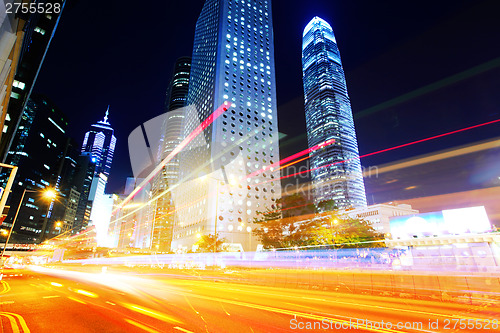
[344,203,419,235]
[171,0,281,252]
[0,1,66,161]
[1,95,69,243]
[302,17,366,209]
[150,57,192,252]
[151,109,186,252]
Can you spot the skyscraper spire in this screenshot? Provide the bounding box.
[101,105,110,125]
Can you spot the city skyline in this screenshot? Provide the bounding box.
[31,0,500,192]
[1,1,499,331]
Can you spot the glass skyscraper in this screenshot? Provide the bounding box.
[302,17,366,209]
[172,0,281,251]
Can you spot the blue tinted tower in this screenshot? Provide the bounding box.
[302,17,366,209]
[81,107,116,180]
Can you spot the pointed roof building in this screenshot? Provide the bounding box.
[81,106,116,179]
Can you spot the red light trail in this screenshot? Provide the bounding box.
[112,102,229,215]
[269,117,500,182]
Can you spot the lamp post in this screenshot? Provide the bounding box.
[40,189,57,242]
[0,187,56,269]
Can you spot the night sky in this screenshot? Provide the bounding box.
[33,0,500,193]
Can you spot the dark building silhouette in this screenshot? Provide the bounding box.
[165,56,191,112]
[71,152,97,233]
[1,95,69,243]
[0,1,66,162]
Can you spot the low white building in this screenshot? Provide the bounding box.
[343,203,419,235]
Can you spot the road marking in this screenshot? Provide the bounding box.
[174,292,415,333]
[124,318,160,333]
[0,301,14,304]
[0,281,11,294]
[173,327,195,333]
[49,282,63,287]
[42,295,60,299]
[180,280,488,320]
[1,312,31,333]
[2,314,20,333]
[67,297,86,305]
[105,301,116,306]
[121,303,182,324]
[75,289,98,298]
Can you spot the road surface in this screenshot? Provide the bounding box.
[0,266,498,332]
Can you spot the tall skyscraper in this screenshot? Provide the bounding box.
[81,108,116,244]
[164,57,191,112]
[151,56,191,251]
[81,107,116,180]
[302,17,366,209]
[171,0,281,252]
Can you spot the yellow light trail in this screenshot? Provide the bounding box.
[121,303,182,324]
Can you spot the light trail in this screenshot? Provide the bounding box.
[271,117,500,182]
[244,138,335,180]
[46,116,500,249]
[112,101,229,215]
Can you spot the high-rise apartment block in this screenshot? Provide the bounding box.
[302,17,366,209]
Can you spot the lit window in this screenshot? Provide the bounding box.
[34,27,46,35]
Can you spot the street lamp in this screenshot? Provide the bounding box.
[0,187,56,267]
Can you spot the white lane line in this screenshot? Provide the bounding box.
[42,295,60,299]
[173,327,195,333]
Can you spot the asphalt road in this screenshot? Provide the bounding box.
[0,266,499,332]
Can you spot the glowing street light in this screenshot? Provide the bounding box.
[44,189,57,200]
[1,187,57,268]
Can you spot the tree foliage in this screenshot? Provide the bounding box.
[194,233,228,253]
[253,193,383,249]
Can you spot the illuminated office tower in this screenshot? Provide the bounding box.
[81,108,116,243]
[171,0,281,251]
[149,57,191,252]
[165,57,191,112]
[81,107,116,180]
[302,17,366,209]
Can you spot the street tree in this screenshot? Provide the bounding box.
[194,233,228,253]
